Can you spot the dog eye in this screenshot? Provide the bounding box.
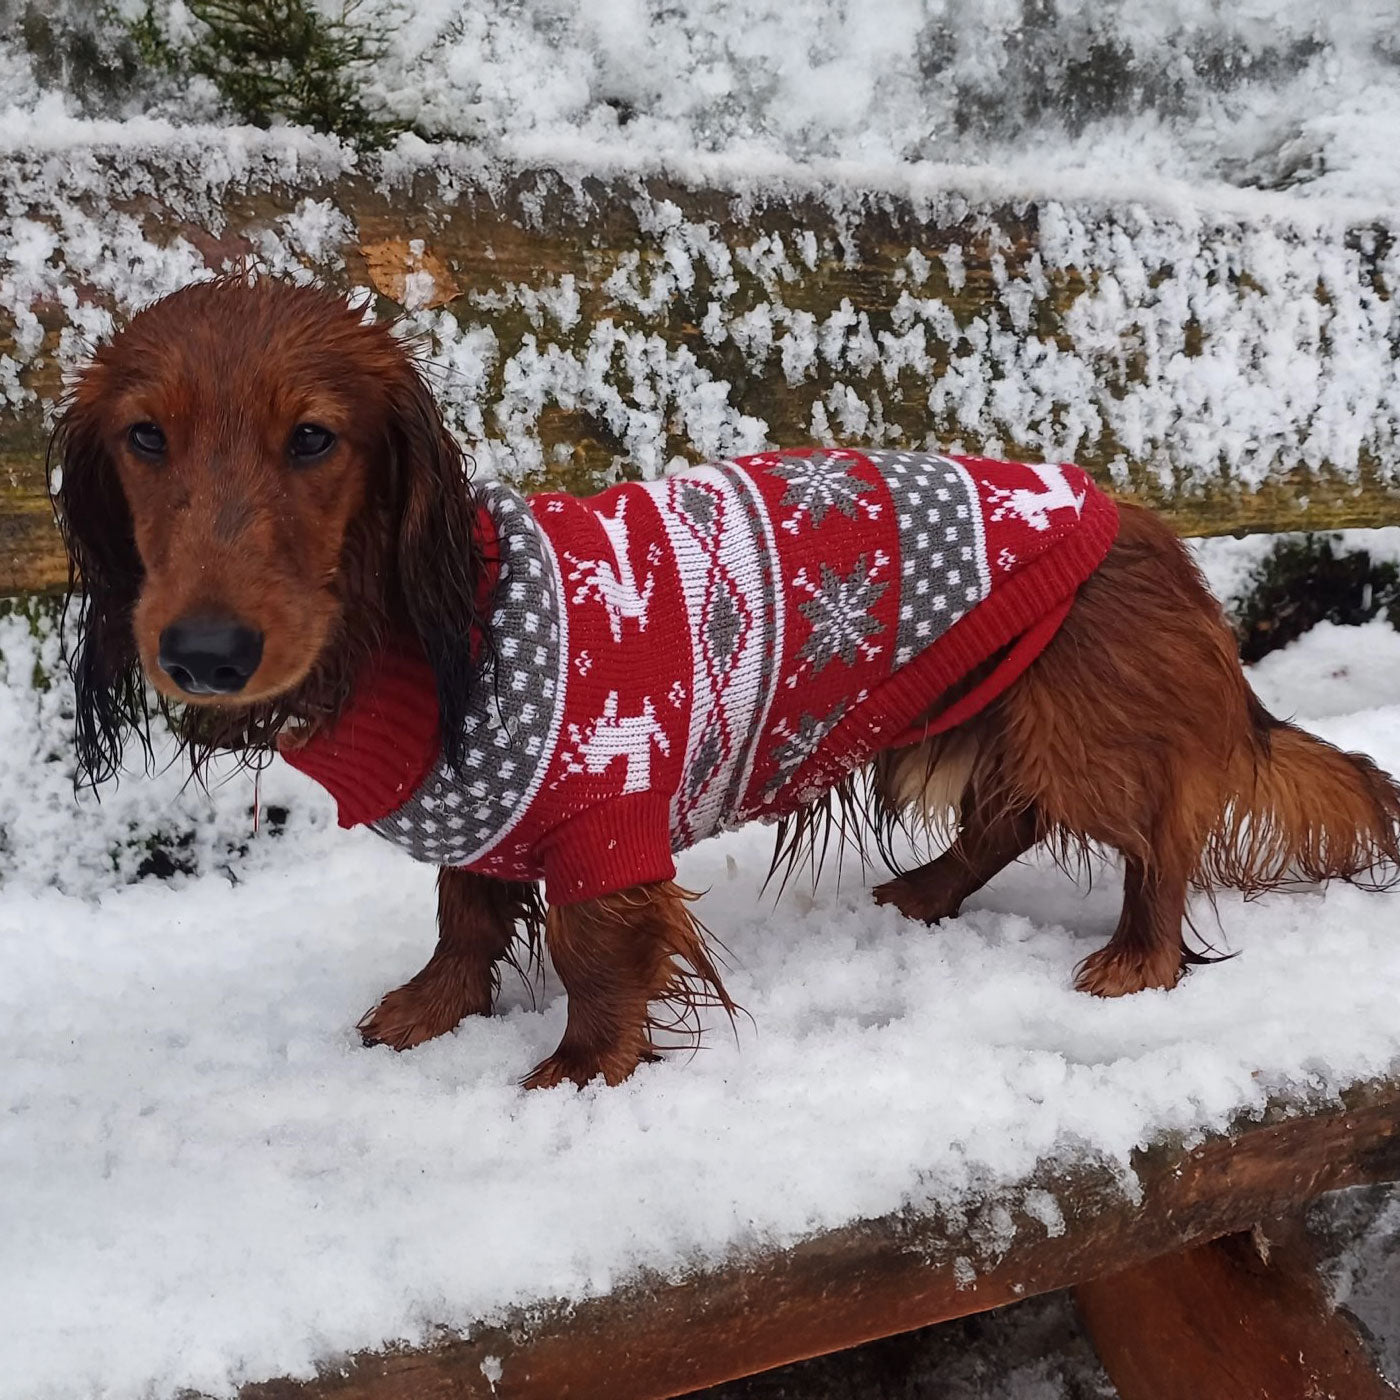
[127,422,167,457]
[289,423,337,462]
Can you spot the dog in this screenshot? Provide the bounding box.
[53,276,1400,1088]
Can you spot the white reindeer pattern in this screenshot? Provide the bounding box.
[568,691,671,794]
[984,463,1086,532]
[565,497,655,641]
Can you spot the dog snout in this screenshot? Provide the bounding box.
[158,617,264,696]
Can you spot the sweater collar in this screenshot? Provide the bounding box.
[278,497,504,830]
[278,646,443,829]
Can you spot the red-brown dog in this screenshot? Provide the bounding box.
[54,276,1400,1087]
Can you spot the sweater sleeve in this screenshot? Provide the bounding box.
[534,791,677,905]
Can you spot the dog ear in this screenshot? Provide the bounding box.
[386,360,486,772]
[50,399,153,787]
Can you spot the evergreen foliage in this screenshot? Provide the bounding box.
[1234,535,1400,663]
[127,0,406,148]
[11,0,149,113]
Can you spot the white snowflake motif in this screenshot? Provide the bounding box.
[983,464,1086,533]
[668,679,687,708]
[762,703,846,800]
[996,547,1017,571]
[769,452,878,532]
[574,649,593,676]
[794,554,889,672]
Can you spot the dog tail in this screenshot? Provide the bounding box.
[1203,694,1400,893]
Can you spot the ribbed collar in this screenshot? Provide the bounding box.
[278,503,502,829]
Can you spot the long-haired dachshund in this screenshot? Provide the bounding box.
[53,276,1400,1088]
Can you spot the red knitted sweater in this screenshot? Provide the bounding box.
[283,450,1118,902]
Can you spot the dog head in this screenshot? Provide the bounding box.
[54,276,484,783]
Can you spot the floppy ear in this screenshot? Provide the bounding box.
[50,400,152,787]
[386,361,487,772]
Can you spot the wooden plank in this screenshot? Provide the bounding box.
[5,154,1400,594]
[230,1079,1400,1400]
[1077,1227,1397,1399]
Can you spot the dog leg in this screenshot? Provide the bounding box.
[359,869,540,1050]
[524,881,732,1090]
[873,801,1038,923]
[1075,855,1188,996]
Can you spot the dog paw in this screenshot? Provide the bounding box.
[1074,944,1182,998]
[358,969,490,1051]
[521,1053,587,1091]
[871,875,961,924]
[521,1043,648,1090]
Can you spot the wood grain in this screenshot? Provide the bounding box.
[1078,1226,1398,1400]
[6,160,1400,594]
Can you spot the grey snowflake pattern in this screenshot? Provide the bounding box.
[769,452,877,527]
[796,555,888,672]
[762,702,847,801]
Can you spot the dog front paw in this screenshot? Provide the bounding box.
[358,960,492,1051]
[521,1041,651,1090]
[1074,943,1183,998]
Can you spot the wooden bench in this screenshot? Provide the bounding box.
[4,148,1399,1397]
[234,1081,1400,1400]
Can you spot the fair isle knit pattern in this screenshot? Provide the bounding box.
[284,450,1120,903]
[372,485,568,869]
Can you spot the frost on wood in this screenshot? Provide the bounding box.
[4,145,1400,589]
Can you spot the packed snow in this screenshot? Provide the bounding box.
[3,547,1400,1399]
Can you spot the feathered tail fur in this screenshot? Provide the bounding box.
[1205,696,1400,894]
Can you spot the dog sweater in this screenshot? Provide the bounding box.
[282,450,1119,903]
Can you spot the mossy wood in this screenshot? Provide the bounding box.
[229,1079,1400,1399]
[5,157,1400,594]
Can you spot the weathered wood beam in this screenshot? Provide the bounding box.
[1077,1226,1397,1399]
[230,1079,1400,1400]
[4,150,1400,594]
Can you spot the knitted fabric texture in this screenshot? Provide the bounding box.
[284,449,1120,903]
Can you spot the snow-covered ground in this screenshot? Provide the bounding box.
[3,545,1400,1400]
[5,1,1400,209]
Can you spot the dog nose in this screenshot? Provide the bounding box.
[158,618,264,696]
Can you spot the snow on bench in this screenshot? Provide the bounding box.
[5,129,1400,1400]
[2,612,1400,1399]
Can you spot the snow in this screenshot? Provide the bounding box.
[4,147,1400,496]
[5,5,1400,1393]
[3,594,1400,1398]
[5,8,1400,495]
[7,2,1400,209]
[1249,618,1400,719]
